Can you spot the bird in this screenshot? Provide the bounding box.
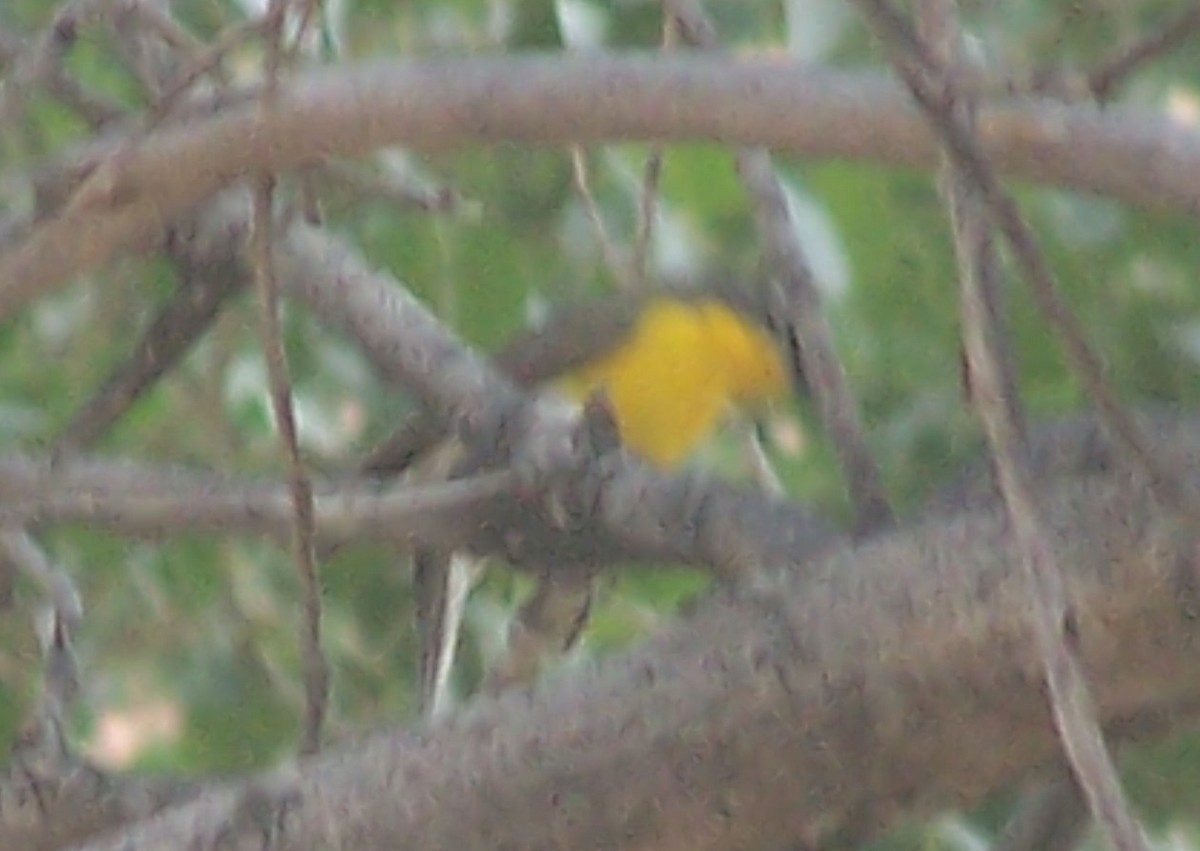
[551,292,793,466]
[364,282,801,475]
[362,282,803,718]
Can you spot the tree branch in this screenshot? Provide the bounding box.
[13,458,1200,851]
[5,56,1200,319]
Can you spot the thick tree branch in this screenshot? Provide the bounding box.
[15,460,1200,851]
[4,56,1200,319]
[0,449,838,575]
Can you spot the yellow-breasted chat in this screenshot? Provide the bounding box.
[361,282,803,717]
[364,281,803,476]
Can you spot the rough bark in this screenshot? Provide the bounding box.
[6,454,1198,851]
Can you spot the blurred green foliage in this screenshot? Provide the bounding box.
[1,0,1199,847]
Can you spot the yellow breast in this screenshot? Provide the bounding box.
[556,297,789,467]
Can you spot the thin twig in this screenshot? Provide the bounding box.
[0,7,125,129]
[917,1,1022,438]
[121,0,208,56]
[849,0,1192,518]
[739,423,785,497]
[570,147,629,284]
[668,0,894,535]
[149,17,266,123]
[481,570,592,696]
[108,1,200,100]
[0,531,84,758]
[397,429,482,721]
[920,5,1058,849]
[864,1,1149,848]
[628,13,675,289]
[413,549,480,718]
[630,150,664,288]
[250,0,328,757]
[0,530,82,639]
[54,258,244,452]
[307,158,463,214]
[1087,4,1200,102]
[0,1,84,132]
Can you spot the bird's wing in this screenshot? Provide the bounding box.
[359,293,647,477]
[491,294,646,386]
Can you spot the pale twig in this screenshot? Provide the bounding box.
[570,147,629,284]
[864,1,1149,848]
[0,530,83,757]
[916,0,1021,436]
[920,5,1056,848]
[0,530,82,640]
[628,13,675,289]
[739,423,785,497]
[307,159,463,214]
[413,550,481,718]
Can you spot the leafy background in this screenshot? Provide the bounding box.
[1,0,1199,847]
